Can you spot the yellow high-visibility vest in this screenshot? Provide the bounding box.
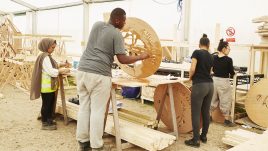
[41,72,57,93]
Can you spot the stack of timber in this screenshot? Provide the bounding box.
[227,130,268,151]
[117,108,155,127]
[56,101,176,151]
[252,16,268,43]
[105,115,176,151]
[222,129,260,146]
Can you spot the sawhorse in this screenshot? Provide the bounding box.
[108,78,181,151]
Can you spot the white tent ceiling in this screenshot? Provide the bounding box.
[0,0,124,14]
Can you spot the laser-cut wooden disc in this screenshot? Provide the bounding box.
[245,78,268,127]
[153,82,192,133]
[116,17,162,78]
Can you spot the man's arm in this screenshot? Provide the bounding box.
[116,52,149,64]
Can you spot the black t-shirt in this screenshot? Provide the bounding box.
[212,55,235,78]
[191,49,213,84]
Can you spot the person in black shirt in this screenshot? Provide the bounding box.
[210,39,236,127]
[185,34,214,148]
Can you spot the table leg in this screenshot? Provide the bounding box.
[154,85,168,130]
[111,87,122,151]
[59,74,68,125]
[168,84,179,140]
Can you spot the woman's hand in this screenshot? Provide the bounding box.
[60,61,72,68]
[59,68,70,74]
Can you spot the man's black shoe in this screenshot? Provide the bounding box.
[200,135,207,143]
[185,138,200,148]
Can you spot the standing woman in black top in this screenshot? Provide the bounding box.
[185,34,214,148]
[210,39,236,127]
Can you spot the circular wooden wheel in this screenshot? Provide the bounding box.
[153,82,192,133]
[116,17,162,78]
[245,78,268,127]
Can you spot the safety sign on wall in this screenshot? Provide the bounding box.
[226,27,236,42]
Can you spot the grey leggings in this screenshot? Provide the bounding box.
[191,82,214,141]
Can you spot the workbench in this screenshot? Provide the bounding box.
[111,73,187,150]
[57,69,188,150]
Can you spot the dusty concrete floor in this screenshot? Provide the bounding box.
[0,84,247,151]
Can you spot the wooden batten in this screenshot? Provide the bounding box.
[105,116,176,151]
[222,129,260,147]
[227,130,268,151]
[56,101,176,151]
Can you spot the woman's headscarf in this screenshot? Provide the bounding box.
[38,38,56,52]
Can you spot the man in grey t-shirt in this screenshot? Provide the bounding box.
[76,8,149,151]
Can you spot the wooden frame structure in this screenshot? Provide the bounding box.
[249,44,268,86]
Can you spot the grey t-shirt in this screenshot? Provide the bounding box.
[78,21,126,77]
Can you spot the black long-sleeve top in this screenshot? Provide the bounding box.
[212,55,235,78]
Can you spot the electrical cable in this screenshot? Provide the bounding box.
[177,0,183,28]
[151,0,183,28]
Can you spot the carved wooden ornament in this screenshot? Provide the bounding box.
[116,17,162,78]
